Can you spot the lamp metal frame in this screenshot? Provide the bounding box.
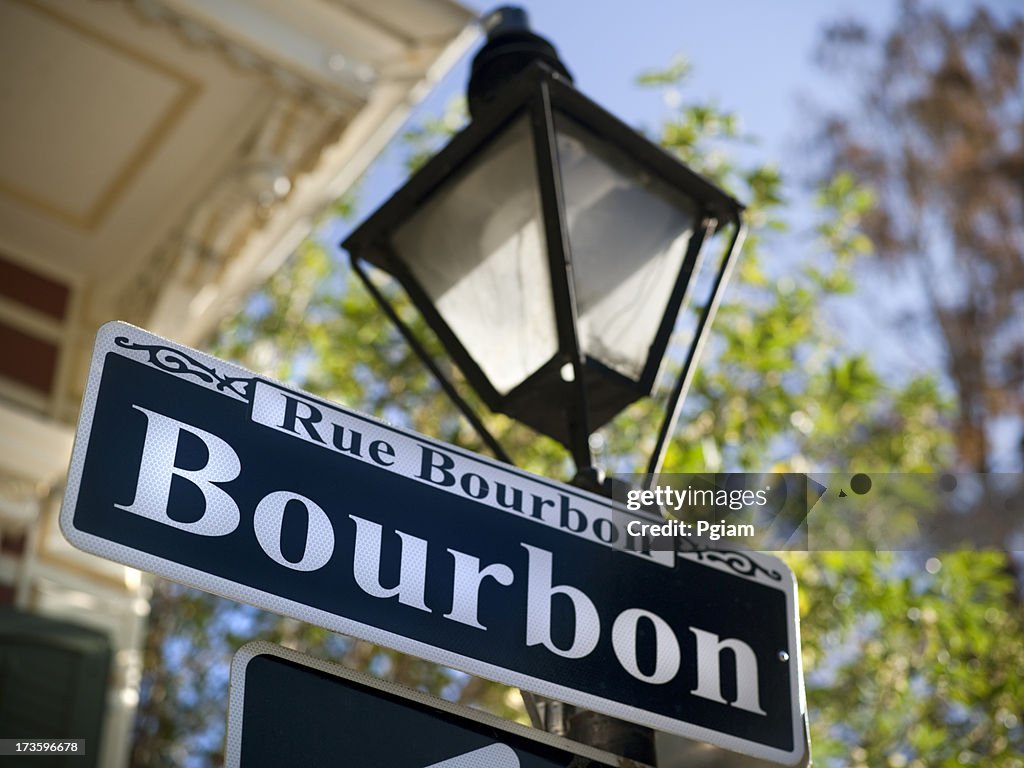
[344,60,744,480]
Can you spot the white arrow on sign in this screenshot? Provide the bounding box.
[424,743,520,768]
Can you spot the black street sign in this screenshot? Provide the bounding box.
[226,642,620,767]
[61,322,807,765]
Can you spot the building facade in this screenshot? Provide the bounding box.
[0,1,475,765]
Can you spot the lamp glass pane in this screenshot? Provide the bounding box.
[556,114,698,382]
[391,116,557,396]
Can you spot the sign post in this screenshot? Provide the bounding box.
[61,322,807,765]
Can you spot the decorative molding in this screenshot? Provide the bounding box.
[0,466,45,528]
[127,0,368,114]
[113,337,253,400]
[0,468,43,502]
[115,94,347,329]
[676,538,783,582]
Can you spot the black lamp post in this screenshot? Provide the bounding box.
[343,6,745,489]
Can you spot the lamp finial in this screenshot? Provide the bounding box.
[467,5,572,119]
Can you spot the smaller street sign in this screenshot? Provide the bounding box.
[226,642,621,768]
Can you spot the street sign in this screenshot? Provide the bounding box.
[61,322,807,765]
[226,642,620,767]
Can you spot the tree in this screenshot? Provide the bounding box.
[813,0,1024,472]
[798,3,1024,764]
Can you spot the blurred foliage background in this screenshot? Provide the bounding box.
[129,2,1024,766]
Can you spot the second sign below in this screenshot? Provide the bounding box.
[227,642,620,767]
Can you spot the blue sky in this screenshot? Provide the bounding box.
[454,0,868,164]
[351,0,903,216]
[347,0,1013,221]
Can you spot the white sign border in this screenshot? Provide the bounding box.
[60,321,808,766]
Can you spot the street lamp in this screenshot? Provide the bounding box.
[343,9,746,760]
[343,6,744,481]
